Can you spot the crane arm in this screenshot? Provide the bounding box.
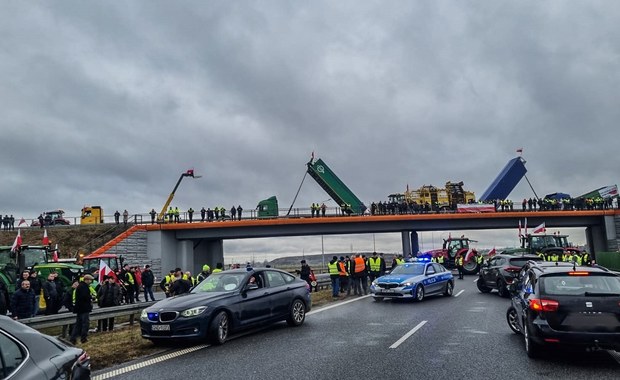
[157,170,196,221]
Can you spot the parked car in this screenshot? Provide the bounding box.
[477,254,543,297]
[0,315,90,379]
[369,260,454,302]
[506,261,620,358]
[140,267,311,345]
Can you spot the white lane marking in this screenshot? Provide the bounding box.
[389,320,427,349]
[473,278,478,283]
[92,344,208,380]
[454,290,465,297]
[307,295,370,315]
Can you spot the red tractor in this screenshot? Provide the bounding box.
[424,236,480,275]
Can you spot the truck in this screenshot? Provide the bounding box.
[306,158,366,215]
[257,196,279,218]
[81,206,104,224]
[388,181,476,212]
[423,236,481,274]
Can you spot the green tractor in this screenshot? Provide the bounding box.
[0,245,83,298]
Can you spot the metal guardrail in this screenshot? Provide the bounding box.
[20,301,156,337]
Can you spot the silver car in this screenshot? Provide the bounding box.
[370,261,454,302]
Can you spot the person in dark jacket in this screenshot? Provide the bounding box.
[28,270,42,316]
[42,273,58,315]
[97,276,120,332]
[53,271,66,313]
[141,265,155,302]
[168,274,191,296]
[296,260,313,292]
[70,275,95,344]
[11,280,35,320]
[0,280,11,316]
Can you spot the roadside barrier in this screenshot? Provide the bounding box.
[20,301,156,337]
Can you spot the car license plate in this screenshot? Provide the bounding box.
[382,289,394,293]
[152,324,170,331]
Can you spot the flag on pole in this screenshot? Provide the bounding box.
[487,247,496,257]
[11,229,22,252]
[52,244,59,263]
[524,217,528,235]
[43,229,50,246]
[533,222,546,234]
[518,220,522,237]
[18,218,27,227]
[99,260,118,283]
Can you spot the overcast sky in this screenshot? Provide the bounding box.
[2,1,618,261]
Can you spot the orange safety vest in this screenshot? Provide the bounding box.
[354,257,366,273]
[338,262,348,276]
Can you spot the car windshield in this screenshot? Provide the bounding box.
[390,264,425,276]
[191,272,247,293]
[541,274,620,296]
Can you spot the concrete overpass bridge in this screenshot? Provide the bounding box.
[144,210,620,275]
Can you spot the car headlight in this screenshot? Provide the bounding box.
[181,306,207,317]
[402,282,414,287]
[140,309,148,321]
[371,280,378,286]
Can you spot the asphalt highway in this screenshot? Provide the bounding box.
[94,276,620,380]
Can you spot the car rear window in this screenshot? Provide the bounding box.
[541,274,620,296]
[509,257,542,267]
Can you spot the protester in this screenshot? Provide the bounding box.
[97,276,121,332]
[11,280,35,320]
[70,274,95,344]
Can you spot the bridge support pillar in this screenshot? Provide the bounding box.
[192,239,224,274]
[401,231,412,258]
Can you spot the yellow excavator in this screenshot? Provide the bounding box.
[158,169,201,222]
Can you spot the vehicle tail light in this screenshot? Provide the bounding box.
[505,266,521,273]
[544,338,560,343]
[568,271,590,276]
[529,299,559,312]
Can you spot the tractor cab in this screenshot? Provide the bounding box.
[82,254,122,277]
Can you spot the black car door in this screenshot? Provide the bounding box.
[237,272,271,327]
[264,270,292,318]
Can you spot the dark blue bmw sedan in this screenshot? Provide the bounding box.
[140,267,311,345]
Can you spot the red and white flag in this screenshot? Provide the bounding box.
[11,229,22,252]
[52,244,59,263]
[99,260,118,283]
[18,218,27,226]
[518,220,522,237]
[42,229,50,246]
[487,247,496,256]
[524,217,528,235]
[533,222,546,234]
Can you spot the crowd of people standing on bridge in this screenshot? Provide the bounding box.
[368,196,619,216]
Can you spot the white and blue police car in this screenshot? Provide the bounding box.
[370,258,454,302]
